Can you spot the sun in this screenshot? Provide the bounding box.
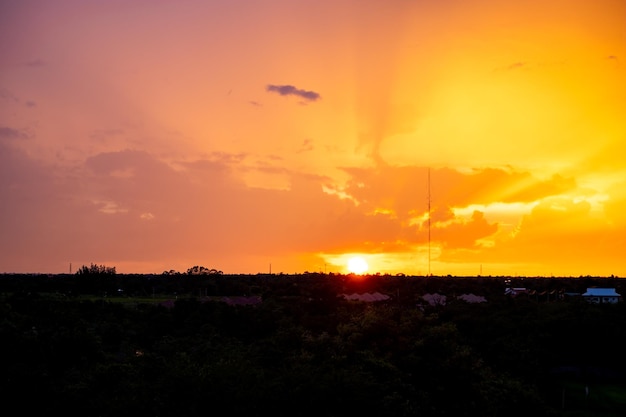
[347,256,369,274]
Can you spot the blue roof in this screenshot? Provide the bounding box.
[582,288,620,297]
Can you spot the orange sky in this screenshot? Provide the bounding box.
[1,0,625,276]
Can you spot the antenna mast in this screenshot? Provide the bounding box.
[428,167,430,276]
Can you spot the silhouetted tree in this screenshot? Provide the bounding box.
[186,266,223,275]
[76,263,116,276]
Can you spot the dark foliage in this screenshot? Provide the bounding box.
[76,263,117,276]
[1,274,625,416]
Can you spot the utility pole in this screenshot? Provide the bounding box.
[428,167,430,276]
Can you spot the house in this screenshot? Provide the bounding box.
[342,292,391,302]
[457,293,487,303]
[582,288,622,304]
[422,293,447,306]
[504,287,528,296]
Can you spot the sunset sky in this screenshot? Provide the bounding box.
[1,0,625,276]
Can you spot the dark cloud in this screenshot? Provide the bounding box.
[266,84,321,102]
[25,59,46,67]
[0,126,28,140]
[0,88,19,103]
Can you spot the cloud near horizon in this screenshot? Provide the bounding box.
[2,140,625,276]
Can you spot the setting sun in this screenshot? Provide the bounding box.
[347,256,369,274]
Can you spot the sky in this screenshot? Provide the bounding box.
[1,0,625,276]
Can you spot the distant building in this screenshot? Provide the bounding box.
[422,293,446,306]
[505,287,528,296]
[457,293,487,303]
[582,288,622,304]
[342,292,391,302]
[562,291,582,299]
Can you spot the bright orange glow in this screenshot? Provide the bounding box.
[347,257,369,275]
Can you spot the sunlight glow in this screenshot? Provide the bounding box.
[347,256,369,274]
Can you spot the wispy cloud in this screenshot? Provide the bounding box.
[266,84,321,102]
[295,138,313,154]
[506,62,526,70]
[493,62,528,73]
